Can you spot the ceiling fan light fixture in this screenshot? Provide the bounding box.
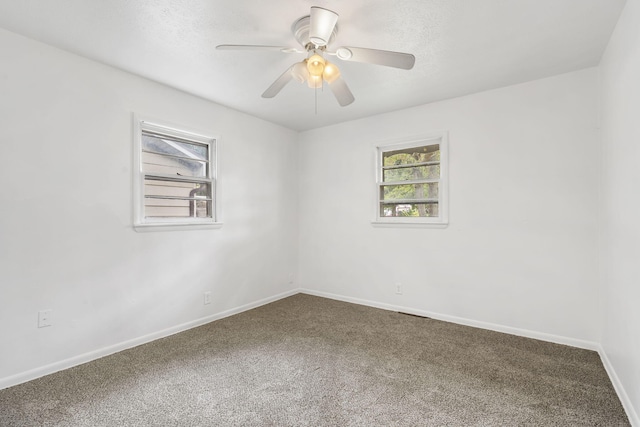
[291,60,310,83]
[322,61,341,84]
[307,53,326,76]
[307,74,323,89]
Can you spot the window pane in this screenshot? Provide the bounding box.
[383,144,440,166]
[381,183,438,201]
[380,202,439,218]
[144,179,212,219]
[142,151,207,177]
[142,133,208,160]
[144,179,210,199]
[383,165,440,182]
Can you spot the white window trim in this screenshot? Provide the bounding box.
[371,132,449,228]
[132,114,222,231]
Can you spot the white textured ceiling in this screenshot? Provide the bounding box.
[0,0,626,131]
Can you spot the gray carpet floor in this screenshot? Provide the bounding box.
[0,294,630,426]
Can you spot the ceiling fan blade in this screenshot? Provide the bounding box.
[262,66,295,98]
[334,46,415,70]
[328,76,355,107]
[216,44,300,53]
[309,6,338,47]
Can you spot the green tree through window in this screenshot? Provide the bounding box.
[381,144,440,217]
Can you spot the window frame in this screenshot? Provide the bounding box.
[133,115,222,231]
[372,133,449,227]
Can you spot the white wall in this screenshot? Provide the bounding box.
[599,0,640,423]
[298,68,601,346]
[0,28,299,385]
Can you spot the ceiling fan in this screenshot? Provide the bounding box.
[216,6,416,107]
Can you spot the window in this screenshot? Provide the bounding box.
[133,116,220,230]
[374,134,448,226]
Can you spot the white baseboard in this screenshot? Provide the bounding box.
[298,288,599,350]
[598,345,640,427]
[0,289,298,391]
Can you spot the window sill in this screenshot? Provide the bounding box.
[134,222,223,232]
[371,220,448,229]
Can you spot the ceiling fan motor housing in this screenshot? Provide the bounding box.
[292,15,338,50]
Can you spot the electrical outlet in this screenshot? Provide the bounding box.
[288,273,294,284]
[395,283,403,295]
[204,291,212,305]
[38,309,53,328]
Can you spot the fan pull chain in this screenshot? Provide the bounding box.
[313,79,326,115]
